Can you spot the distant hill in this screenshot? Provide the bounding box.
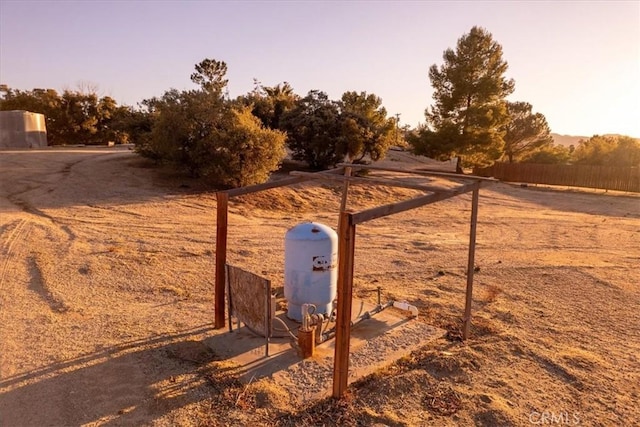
[551,133,587,148]
[551,133,639,148]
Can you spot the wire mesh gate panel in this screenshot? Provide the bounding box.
[225,264,272,356]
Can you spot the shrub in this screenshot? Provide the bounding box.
[201,107,286,187]
[142,88,285,187]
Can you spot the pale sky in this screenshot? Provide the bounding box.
[1,1,639,137]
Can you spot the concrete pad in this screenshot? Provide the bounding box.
[204,300,445,403]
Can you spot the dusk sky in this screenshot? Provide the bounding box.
[1,1,639,137]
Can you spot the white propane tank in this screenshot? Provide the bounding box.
[284,222,338,321]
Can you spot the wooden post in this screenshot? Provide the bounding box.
[462,185,480,340]
[333,211,356,398]
[215,192,229,329]
[339,167,352,214]
[338,166,352,234]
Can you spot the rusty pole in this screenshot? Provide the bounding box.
[333,211,356,398]
[214,192,229,329]
[337,166,352,235]
[462,185,479,340]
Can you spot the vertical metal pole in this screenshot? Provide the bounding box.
[265,280,271,357]
[226,264,233,332]
[333,211,356,398]
[215,192,229,329]
[463,184,480,340]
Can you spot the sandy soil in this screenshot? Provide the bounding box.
[0,146,638,426]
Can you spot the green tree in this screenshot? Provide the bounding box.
[0,87,59,116]
[573,135,640,166]
[502,101,553,163]
[110,105,153,146]
[520,144,571,164]
[237,81,298,130]
[139,58,286,186]
[261,82,297,129]
[146,88,226,175]
[338,91,395,163]
[204,107,287,187]
[190,59,228,95]
[609,136,640,166]
[0,87,63,143]
[57,90,112,145]
[412,26,515,167]
[281,90,344,170]
[0,86,128,145]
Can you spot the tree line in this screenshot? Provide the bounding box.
[408,26,639,169]
[1,26,638,187]
[0,85,139,146]
[130,58,398,187]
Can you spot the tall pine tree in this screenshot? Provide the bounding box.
[412,26,515,168]
[501,101,553,163]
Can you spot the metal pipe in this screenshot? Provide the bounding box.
[301,303,310,331]
[319,300,394,343]
[272,317,298,341]
[351,301,394,326]
[393,301,419,318]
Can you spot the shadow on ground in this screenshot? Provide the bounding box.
[0,149,212,212]
[0,326,231,426]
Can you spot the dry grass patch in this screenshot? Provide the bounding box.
[482,284,503,303]
[558,347,604,371]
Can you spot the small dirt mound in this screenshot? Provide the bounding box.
[231,177,423,214]
[250,379,291,411]
[422,351,477,381]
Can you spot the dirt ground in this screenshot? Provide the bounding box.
[0,146,638,426]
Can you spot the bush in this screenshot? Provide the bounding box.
[520,145,571,164]
[201,107,286,187]
[280,90,345,170]
[141,88,285,187]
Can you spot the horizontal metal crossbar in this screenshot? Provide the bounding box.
[337,163,497,182]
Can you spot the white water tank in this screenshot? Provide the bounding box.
[284,222,338,321]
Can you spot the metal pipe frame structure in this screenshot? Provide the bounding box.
[213,163,495,398]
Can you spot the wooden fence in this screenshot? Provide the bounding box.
[474,163,640,193]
